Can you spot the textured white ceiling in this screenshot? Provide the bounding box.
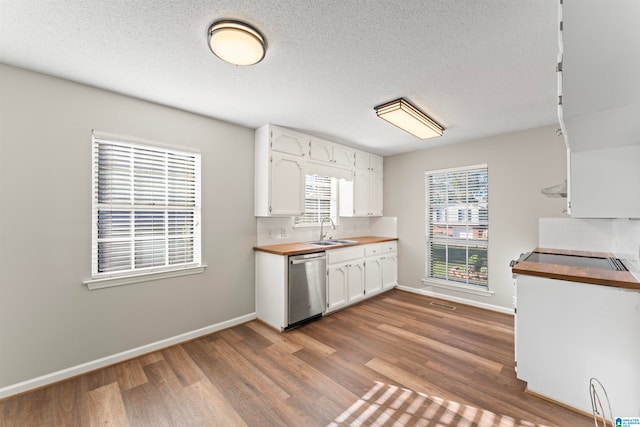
[0,0,559,155]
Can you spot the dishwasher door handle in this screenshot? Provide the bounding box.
[290,256,325,265]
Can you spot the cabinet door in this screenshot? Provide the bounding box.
[353,170,370,216]
[347,262,365,304]
[382,255,398,290]
[365,257,383,295]
[271,127,310,157]
[369,172,383,216]
[327,265,348,312]
[333,145,355,168]
[270,153,305,216]
[309,138,333,163]
[354,151,370,171]
[369,154,383,173]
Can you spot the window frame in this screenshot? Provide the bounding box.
[84,131,205,290]
[423,164,491,295]
[294,174,338,228]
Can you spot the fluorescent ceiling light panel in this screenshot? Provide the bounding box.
[375,98,444,139]
[208,20,266,66]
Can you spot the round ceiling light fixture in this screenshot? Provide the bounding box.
[208,20,266,66]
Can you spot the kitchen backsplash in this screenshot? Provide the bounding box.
[539,217,640,279]
[256,216,398,246]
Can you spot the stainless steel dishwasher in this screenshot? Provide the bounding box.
[287,252,326,329]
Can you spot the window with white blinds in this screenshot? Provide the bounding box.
[294,175,337,227]
[425,165,488,287]
[91,132,202,282]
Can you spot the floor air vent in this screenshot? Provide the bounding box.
[430,301,456,310]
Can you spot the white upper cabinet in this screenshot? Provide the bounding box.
[339,168,383,217]
[271,126,310,157]
[255,124,383,217]
[559,1,640,218]
[332,144,356,168]
[560,0,640,152]
[309,137,355,168]
[269,153,305,216]
[255,125,306,216]
[569,145,640,218]
[355,151,383,173]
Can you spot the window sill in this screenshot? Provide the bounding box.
[84,265,207,290]
[421,278,494,297]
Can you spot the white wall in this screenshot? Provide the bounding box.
[0,64,256,389]
[384,126,568,310]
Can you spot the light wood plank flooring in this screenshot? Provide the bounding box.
[0,290,592,426]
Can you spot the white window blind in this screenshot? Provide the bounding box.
[295,175,337,226]
[91,132,202,281]
[425,165,488,287]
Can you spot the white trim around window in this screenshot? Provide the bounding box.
[424,164,489,291]
[85,130,204,290]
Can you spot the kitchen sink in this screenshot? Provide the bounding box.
[306,239,357,246]
[306,241,341,246]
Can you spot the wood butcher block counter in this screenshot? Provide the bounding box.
[254,236,398,256]
[512,247,639,291]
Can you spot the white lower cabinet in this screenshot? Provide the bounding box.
[364,244,383,296]
[364,257,382,295]
[326,241,397,313]
[327,262,365,311]
[365,242,398,295]
[326,246,365,313]
[381,255,398,290]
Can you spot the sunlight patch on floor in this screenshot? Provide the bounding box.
[327,381,550,427]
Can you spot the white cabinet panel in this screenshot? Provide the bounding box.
[369,154,383,173]
[381,255,398,290]
[369,172,383,216]
[255,125,307,216]
[333,145,355,168]
[364,257,382,295]
[271,126,310,157]
[327,265,348,311]
[569,145,640,218]
[310,137,355,169]
[270,153,305,216]
[309,137,333,163]
[347,262,365,304]
[339,170,383,217]
[516,275,640,416]
[353,170,370,216]
[255,252,287,330]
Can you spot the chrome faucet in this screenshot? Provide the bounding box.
[319,217,336,241]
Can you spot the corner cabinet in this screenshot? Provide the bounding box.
[364,241,398,297]
[255,124,308,216]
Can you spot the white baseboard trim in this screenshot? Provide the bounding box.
[396,285,514,315]
[0,312,257,399]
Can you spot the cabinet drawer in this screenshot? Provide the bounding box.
[364,244,382,257]
[381,241,397,254]
[327,246,365,265]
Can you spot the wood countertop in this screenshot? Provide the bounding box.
[512,247,640,291]
[254,236,398,256]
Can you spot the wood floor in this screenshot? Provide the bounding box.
[1,289,592,426]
